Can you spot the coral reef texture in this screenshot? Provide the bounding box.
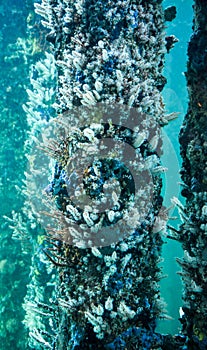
[24,1,170,349]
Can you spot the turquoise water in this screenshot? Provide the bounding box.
[157,0,194,334]
[0,0,194,348]
[0,1,45,348]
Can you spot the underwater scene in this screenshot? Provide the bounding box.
[0,0,207,349]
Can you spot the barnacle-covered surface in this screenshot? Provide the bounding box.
[35,0,167,117]
[21,1,174,349]
[174,0,207,348]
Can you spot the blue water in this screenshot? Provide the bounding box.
[157,0,194,334]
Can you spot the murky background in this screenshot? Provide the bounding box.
[0,0,194,348]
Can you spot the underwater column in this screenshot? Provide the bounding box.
[24,0,179,349]
[177,0,207,348]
